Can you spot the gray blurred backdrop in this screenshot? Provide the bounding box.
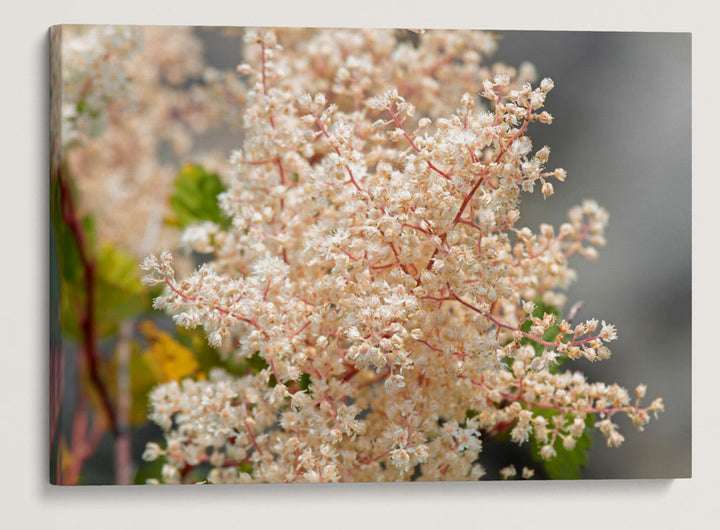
[197,29,691,479]
[493,31,691,479]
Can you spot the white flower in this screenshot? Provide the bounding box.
[540,444,557,460]
[511,136,532,156]
[142,442,163,462]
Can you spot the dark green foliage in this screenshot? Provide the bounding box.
[93,245,151,337]
[495,298,594,478]
[175,326,246,377]
[519,297,569,373]
[169,164,231,229]
[298,372,311,392]
[528,406,595,479]
[133,455,167,485]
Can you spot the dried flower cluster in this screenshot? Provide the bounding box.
[141,28,663,483]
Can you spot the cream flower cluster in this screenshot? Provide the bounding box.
[61,25,142,141]
[60,25,245,255]
[141,28,663,483]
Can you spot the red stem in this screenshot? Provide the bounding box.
[58,170,119,437]
[311,111,363,191]
[423,287,604,349]
[386,105,452,181]
[164,279,269,339]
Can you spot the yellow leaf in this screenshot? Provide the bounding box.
[59,437,72,476]
[138,321,203,383]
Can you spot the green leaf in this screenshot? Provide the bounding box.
[55,216,88,340]
[237,462,253,475]
[246,351,269,374]
[528,407,594,479]
[53,209,84,286]
[94,244,151,337]
[56,230,155,340]
[518,297,571,374]
[244,352,311,389]
[51,169,90,338]
[169,164,230,229]
[519,298,560,353]
[174,325,247,377]
[80,215,96,254]
[51,160,89,285]
[134,455,167,485]
[298,372,311,392]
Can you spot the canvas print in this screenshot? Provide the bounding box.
[49,25,690,485]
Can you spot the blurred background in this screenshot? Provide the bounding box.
[492,31,691,478]
[51,27,690,483]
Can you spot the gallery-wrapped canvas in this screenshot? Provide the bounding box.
[49,25,690,485]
